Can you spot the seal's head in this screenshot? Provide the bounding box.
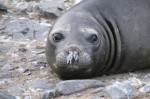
[46,10,111,79]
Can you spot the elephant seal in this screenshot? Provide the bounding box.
[46,0,150,79]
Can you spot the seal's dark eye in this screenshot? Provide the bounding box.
[89,34,98,43]
[52,33,63,42]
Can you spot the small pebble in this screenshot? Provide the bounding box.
[0,79,12,86]
[8,84,26,93]
[41,89,57,99]
[17,65,29,73]
[18,47,27,52]
[1,64,14,71]
[0,73,12,79]
[92,87,105,93]
[139,81,150,93]
[0,91,16,99]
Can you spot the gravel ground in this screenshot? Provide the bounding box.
[0,0,150,99]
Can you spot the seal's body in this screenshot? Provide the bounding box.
[46,0,150,79]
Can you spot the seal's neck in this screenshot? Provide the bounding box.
[93,12,122,74]
[105,18,122,74]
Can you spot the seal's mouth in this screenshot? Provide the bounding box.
[55,51,92,70]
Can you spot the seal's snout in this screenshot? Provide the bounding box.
[66,46,81,53]
[56,43,92,69]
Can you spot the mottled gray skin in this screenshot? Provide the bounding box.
[46,0,150,79]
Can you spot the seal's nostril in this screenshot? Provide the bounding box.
[66,46,81,54]
[68,47,78,51]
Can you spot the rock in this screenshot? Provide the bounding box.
[41,89,57,99]
[0,58,7,66]
[0,91,16,99]
[0,4,7,12]
[1,64,14,71]
[0,0,4,4]
[76,93,82,97]
[8,84,26,93]
[124,77,145,89]
[23,96,31,99]
[18,47,27,52]
[0,72,12,79]
[139,81,150,93]
[129,72,138,77]
[17,65,29,73]
[0,79,12,86]
[92,87,105,93]
[0,57,6,62]
[0,44,9,53]
[0,17,51,40]
[34,61,46,70]
[20,27,29,35]
[16,2,33,13]
[27,54,39,62]
[37,0,65,18]
[57,80,104,95]
[106,81,138,99]
[28,78,53,90]
[27,54,46,70]
[36,61,46,66]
